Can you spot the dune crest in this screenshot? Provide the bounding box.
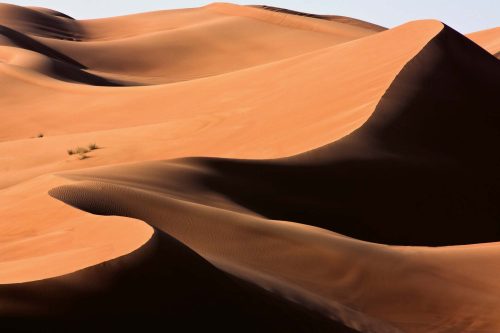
[253,5,386,31]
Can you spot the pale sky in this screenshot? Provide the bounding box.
[4,0,499,33]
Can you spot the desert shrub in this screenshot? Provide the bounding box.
[67,144,98,159]
[88,143,98,150]
[75,147,89,154]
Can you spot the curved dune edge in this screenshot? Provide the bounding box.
[0,206,357,333]
[0,175,153,284]
[47,180,408,333]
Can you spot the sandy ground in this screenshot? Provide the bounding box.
[1,3,500,332]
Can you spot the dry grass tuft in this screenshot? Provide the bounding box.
[67,144,98,160]
[88,143,98,150]
[75,147,89,154]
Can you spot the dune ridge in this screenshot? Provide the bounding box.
[1,3,500,333]
[253,5,387,32]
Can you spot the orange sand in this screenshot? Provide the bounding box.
[1,3,499,332]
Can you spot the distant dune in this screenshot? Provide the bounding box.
[1,2,499,332]
[468,27,500,58]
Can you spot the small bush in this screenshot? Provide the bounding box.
[36,133,44,138]
[75,147,89,154]
[88,143,98,150]
[67,144,98,159]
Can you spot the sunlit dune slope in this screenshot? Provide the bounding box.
[467,27,500,58]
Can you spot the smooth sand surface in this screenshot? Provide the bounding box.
[1,3,500,332]
[468,27,500,58]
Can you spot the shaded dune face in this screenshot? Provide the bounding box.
[0,230,355,333]
[0,3,82,39]
[192,25,500,246]
[0,25,124,85]
[0,24,83,66]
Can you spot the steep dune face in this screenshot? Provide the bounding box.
[189,24,500,247]
[0,3,81,39]
[1,3,500,333]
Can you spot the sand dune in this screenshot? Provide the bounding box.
[2,2,382,85]
[468,27,500,58]
[1,2,499,333]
